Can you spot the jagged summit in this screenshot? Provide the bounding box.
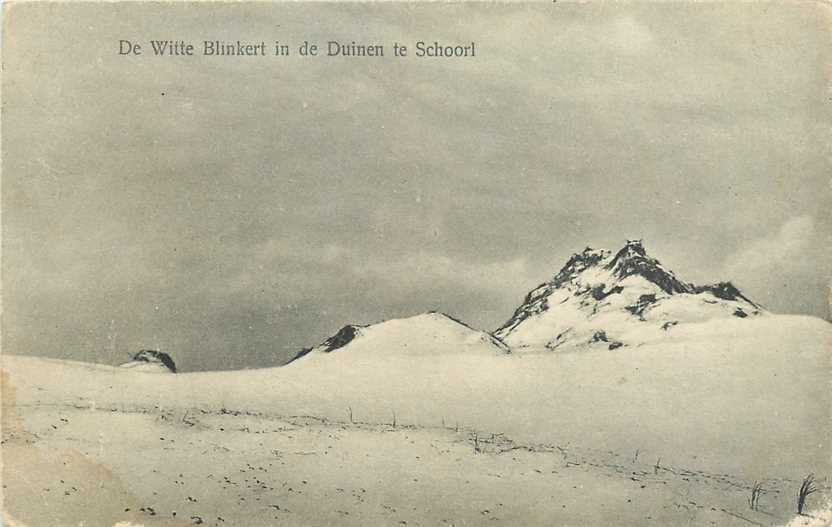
[548,247,610,288]
[495,240,763,351]
[288,311,509,364]
[605,240,692,295]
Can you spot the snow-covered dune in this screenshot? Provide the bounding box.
[4,242,830,526]
[288,311,509,363]
[5,314,830,481]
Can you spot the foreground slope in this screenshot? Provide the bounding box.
[8,392,828,527]
[4,313,830,526]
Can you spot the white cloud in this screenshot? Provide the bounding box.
[222,236,535,306]
[358,251,534,298]
[723,215,815,279]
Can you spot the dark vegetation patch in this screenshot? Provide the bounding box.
[695,282,759,308]
[591,331,609,343]
[590,285,624,301]
[132,350,177,373]
[625,294,658,318]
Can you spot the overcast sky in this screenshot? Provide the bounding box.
[3,2,830,371]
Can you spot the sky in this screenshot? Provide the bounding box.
[3,2,830,371]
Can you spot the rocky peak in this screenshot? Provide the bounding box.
[494,240,763,349]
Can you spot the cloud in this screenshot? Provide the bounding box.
[225,236,534,302]
[722,215,815,281]
[359,251,534,298]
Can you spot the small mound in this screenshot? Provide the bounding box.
[289,312,509,363]
[120,350,177,373]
